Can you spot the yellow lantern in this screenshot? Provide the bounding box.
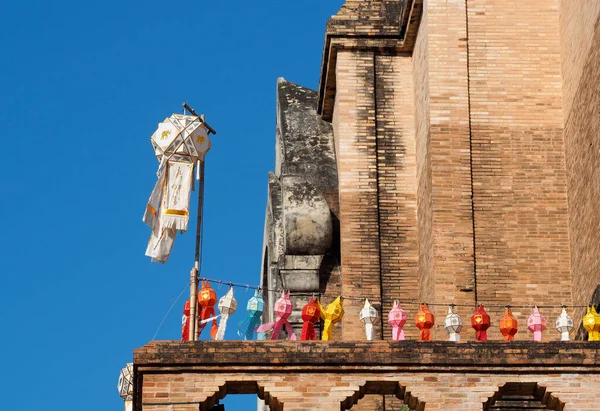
[318,296,344,340]
[583,305,600,341]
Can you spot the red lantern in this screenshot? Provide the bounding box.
[500,306,518,341]
[198,280,218,339]
[300,297,321,340]
[181,299,201,341]
[415,303,435,341]
[471,304,491,341]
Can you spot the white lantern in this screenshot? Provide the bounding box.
[143,114,212,263]
[359,299,378,340]
[444,304,463,342]
[215,287,237,340]
[555,306,574,341]
[118,363,134,411]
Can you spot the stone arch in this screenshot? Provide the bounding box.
[340,381,425,411]
[199,381,283,411]
[483,382,565,410]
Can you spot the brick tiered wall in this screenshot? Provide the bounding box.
[134,341,600,411]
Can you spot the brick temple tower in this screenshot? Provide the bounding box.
[134,1,600,410]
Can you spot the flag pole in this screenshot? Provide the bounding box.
[182,103,216,341]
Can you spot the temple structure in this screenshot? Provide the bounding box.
[133,1,600,410]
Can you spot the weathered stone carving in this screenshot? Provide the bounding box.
[261,78,339,334]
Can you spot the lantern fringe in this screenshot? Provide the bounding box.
[237,316,264,340]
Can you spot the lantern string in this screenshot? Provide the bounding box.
[196,276,590,310]
[152,284,188,340]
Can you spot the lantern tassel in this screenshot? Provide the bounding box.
[237,316,263,340]
[300,322,316,340]
[215,314,229,341]
[365,323,375,341]
[255,318,297,340]
[392,326,405,341]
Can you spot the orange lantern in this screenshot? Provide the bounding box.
[415,303,435,341]
[300,297,321,340]
[198,280,218,339]
[471,304,491,341]
[499,306,518,341]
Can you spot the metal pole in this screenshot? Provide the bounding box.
[188,115,207,341]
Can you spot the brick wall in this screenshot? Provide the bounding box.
[333,50,384,342]
[466,0,572,338]
[375,55,420,341]
[560,0,600,329]
[413,0,477,339]
[134,341,600,411]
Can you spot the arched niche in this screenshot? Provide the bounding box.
[200,381,283,411]
[483,382,565,410]
[340,381,425,411]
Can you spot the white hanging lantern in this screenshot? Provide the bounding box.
[215,287,237,340]
[444,304,463,342]
[555,305,574,341]
[117,363,134,411]
[359,299,378,340]
[143,114,212,263]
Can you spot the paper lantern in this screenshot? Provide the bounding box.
[143,114,212,263]
[300,297,321,340]
[215,287,237,340]
[499,306,518,341]
[444,304,463,342]
[471,304,491,341]
[527,306,547,342]
[238,289,265,340]
[255,291,297,340]
[388,300,407,341]
[583,305,600,341]
[198,280,219,339]
[118,363,134,411]
[415,303,435,341]
[318,296,345,341]
[555,305,574,341]
[181,299,202,341]
[359,299,378,341]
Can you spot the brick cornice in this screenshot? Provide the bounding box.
[317,0,423,120]
[135,340,600,373]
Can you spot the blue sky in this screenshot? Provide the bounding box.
[0,1,344,409]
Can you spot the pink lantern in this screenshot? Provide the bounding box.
[255,290,296,340]
[527,306,547,342]
[388,300,407,341]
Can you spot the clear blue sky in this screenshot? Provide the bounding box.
[0,1,344,409]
